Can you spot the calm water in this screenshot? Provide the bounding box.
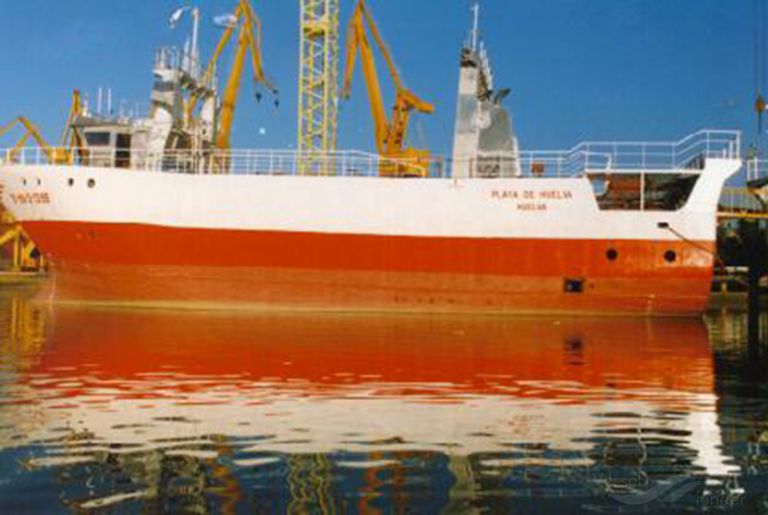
[0,287,766,514]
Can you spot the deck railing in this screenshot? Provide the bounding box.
[565,129,741,171]
[452,130,740,178]
[465,150,614,178]
[1,147,444,178]
[0,130,742,179]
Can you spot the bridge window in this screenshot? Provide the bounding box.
[85,132,111,147]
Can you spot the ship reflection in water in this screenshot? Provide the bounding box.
[0,289,766,513]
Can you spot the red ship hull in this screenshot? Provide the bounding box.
[26,221,715,316]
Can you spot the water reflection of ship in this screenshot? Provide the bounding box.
[0,296,743,511]
[0,290,47,370]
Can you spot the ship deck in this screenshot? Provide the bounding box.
[0,129,741,180]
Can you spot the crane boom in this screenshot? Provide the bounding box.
[184,4,238,123]
[343,2,388,148]
[185,0,277,150]
[342,0,434,176]
[58,90,86,162]
[217,24,251,150]
[0,116,57,163]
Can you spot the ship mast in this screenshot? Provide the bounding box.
[169,6,201,79]
[451,1,521,179]
[470,2,480,52]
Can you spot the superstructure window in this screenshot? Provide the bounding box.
[643,174,699,211]
[85,132,111,146]
[590,173,699,211]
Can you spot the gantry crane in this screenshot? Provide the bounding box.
[184,0,277,151]
[342,0,434,177]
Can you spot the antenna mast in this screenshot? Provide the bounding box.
[190,7,200,77]
[471,2,480,52]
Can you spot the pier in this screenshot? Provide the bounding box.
[717,186,768,339]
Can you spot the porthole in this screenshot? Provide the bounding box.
[67,178,74,187]
[664,250,677,263]
[36,178,41,186]
[606,248,618,261]
[87,178,96,189]
[21,178,26,186]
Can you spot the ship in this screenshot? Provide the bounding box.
[0,5,743,316]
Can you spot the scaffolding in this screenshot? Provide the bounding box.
[297,0,340,175]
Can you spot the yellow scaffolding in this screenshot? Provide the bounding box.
[297,0,340,175]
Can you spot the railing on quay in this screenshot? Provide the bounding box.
[719,187,768,220]
[744,158,768,185]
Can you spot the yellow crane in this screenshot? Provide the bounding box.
[0,91,84,165]
[0,90,82,274]
[185,0,277,150]
[0,222,39,272]
[342,0,434,177]
[59,90,85,160]
[0,117,47,272]
[0,116,57,164]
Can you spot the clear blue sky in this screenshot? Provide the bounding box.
[0,1,755,154]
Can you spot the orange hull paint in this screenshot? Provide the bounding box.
[23,221,715,315]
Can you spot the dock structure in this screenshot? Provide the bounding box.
[717,171,768,337]
[0,207,38,270]
[719,188,768,221]
[0,205,44,281]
